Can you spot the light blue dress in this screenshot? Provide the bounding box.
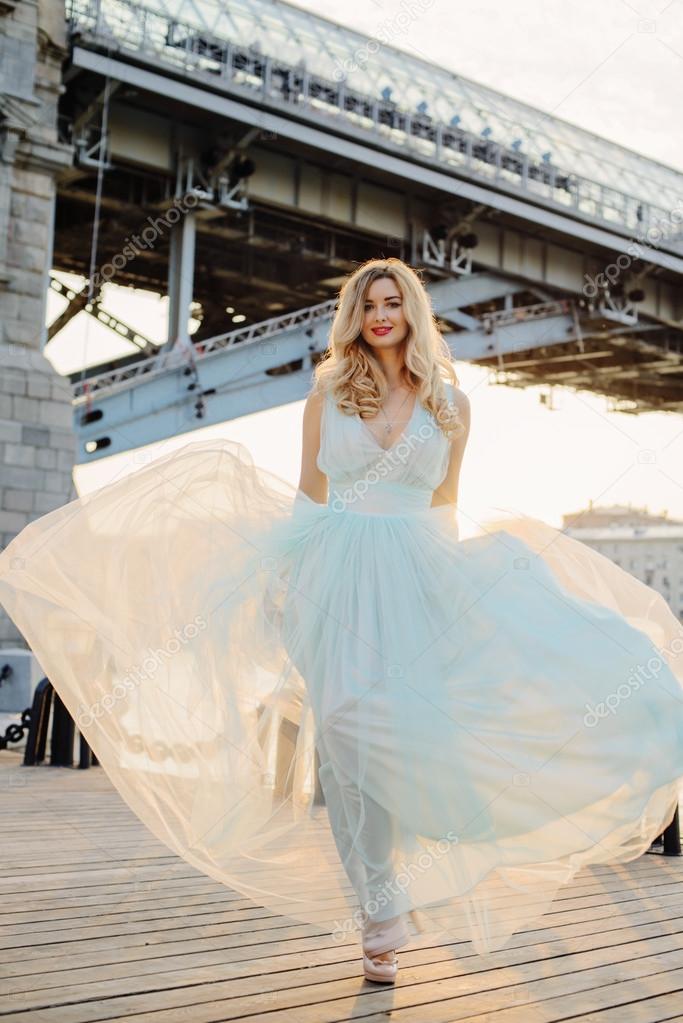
[0,380,682,957]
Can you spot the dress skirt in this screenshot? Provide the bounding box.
[0,435,682,956]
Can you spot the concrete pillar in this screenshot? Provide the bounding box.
[0,0,73,647]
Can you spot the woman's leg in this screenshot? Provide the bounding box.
[317,738,410,955]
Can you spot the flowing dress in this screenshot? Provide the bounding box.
[1,381,682,956]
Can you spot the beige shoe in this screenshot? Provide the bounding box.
[361,913,409,983]
[363,949,398,983]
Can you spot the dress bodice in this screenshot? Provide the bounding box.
[316,384,454,513]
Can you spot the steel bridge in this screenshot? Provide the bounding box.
[49,0,683,461]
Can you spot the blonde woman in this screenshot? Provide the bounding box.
[1,257,682,988]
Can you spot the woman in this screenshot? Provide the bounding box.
[1,257,682,985]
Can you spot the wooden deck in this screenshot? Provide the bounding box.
[2,750,683,1023]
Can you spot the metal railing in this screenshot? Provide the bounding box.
[71,297,337,401]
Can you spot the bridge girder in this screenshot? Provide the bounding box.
[71,276,683,463]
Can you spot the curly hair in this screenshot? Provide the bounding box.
[312,257,462,438]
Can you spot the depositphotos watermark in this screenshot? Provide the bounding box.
[331,829,459,943]
[329,398,465,513]
[332,0,435,80]
[77,615,208,727]
[583,202,683,298]
[92,189,203,288]
[329,422,435,512]
[583,632,683,727]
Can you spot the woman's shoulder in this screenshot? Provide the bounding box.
[450,383,470,409]
[442,380,471,441]
[302,388,327,441]
[304,385,327,413]
[442,378,469,406]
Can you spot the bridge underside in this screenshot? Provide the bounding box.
[48,9,683,456]
[54,125,387,337]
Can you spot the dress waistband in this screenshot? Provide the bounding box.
[327,479,433,515]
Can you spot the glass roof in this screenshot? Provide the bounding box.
[84,0,683,210]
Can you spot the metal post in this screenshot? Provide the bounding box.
[663,806,681,856]
[50,691,75,766]
[79,732,93,768]
[23,678,53,766]
[167,210,196,349]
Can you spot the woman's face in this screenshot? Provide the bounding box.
[360,276,409,350]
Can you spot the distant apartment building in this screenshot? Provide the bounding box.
[563,503,683,623]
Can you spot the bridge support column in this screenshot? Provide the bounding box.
[0,0,73,648]
[167,212,197,350]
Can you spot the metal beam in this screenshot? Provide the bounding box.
[69,276,683,462]
[70,47,683,278]
[47,277,94,340]
[447,310,577,361]
[429,274,525,319]
[72,81,121,136]
[166,212,197,350]
[48,275,156,354]
[73,323,326,461]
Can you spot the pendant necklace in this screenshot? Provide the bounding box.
[379,387,412,435]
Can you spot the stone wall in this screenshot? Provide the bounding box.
[0,0,74,647]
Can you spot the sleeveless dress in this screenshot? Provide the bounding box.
[1,381,682,957]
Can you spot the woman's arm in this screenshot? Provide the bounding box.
[431,387,471,508]
[298,389,328,504]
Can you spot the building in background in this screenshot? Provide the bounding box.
[564,503,683,621]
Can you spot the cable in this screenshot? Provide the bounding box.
[78,74,112,397]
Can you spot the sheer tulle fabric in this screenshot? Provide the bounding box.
[1,385,682,957]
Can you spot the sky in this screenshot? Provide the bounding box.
[45,0,683,529]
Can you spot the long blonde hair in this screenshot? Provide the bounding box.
[312,257,461,437]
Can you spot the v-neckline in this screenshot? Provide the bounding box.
[356,392,420,452]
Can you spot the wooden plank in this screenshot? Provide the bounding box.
[4,882,683,965]
[2,751,683,1023]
